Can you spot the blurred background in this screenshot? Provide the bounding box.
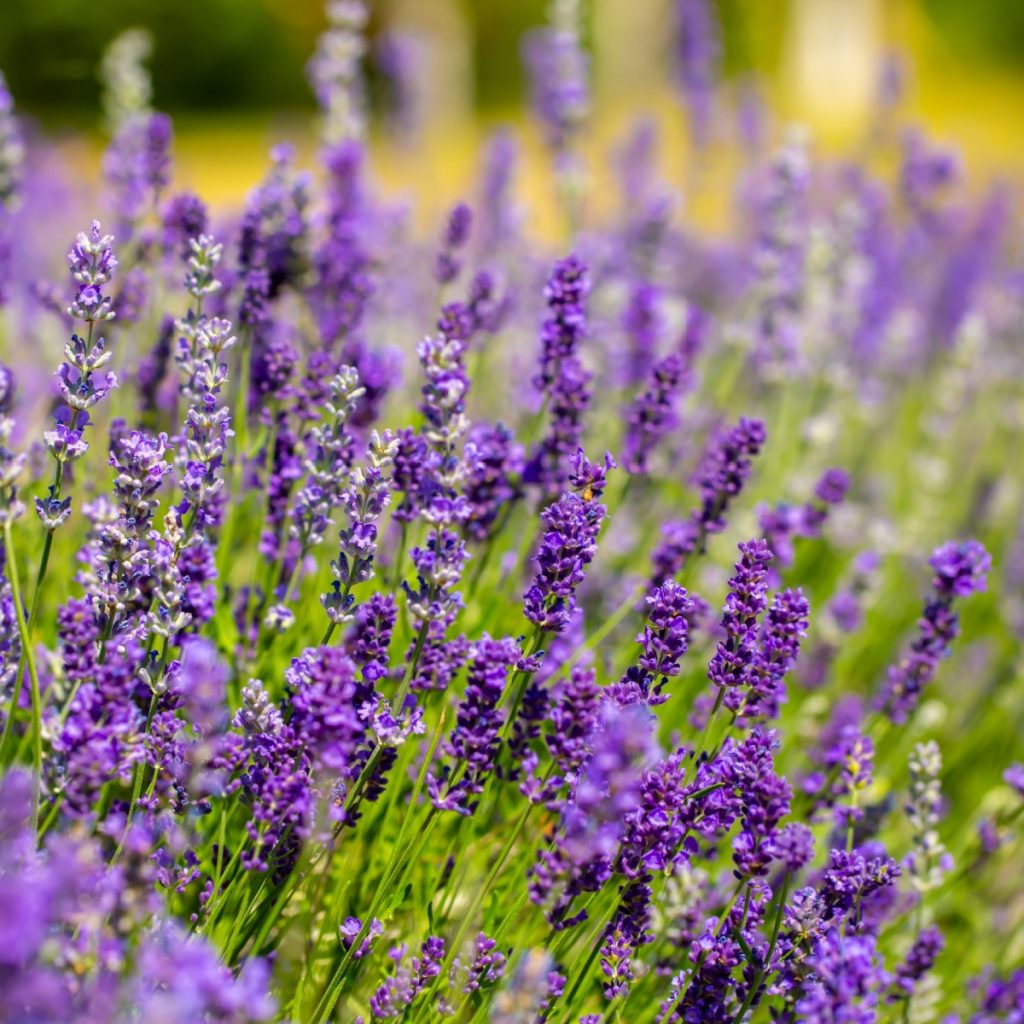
[2,0,1023,219]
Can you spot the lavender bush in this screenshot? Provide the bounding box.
[0,5,1022,1022]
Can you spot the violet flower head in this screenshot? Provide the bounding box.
[287,644,363,775]
[522,1,589,156]
[795,929,887,1022]
[708,539,772,704]
[650,416,767,585]
[609,580,693,707]
[109,429,173,539]
[162,190,208,258]
[1004,762,1024,799]
[462,422,525,542]
[533,255,589,392]
[176,316,236,529]
[546,664,601,778]
[67,221,118,323]
[325,428,400,627]
[827,727,875,828]
[622,308,704,474]
[549,701,660,883]
[429,634,521,815]
[673,0,721,148]
[368,935,446,1019]
[890,926,944,1003]
[523,483,607,634]
[477,129,520,256]
[929,539,991,598]
[877,539,990,722]
[772,821,815,872]
[526,256,593,495]
[815,467,851,505]
[742,587,810,720]
[900,128,959,223]
[435,201,473,285]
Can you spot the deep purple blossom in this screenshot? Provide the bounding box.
[435,202,472,285]
[429,634,520,815]
[622,309,704,474]
[651,418,767,584]
[525,256,593,495]
[609,581,693,707]
[523,487,607,634]
[708,539,772,705]
[877,540,990,721]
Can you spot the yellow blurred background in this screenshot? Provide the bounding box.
[5,0,1023,231]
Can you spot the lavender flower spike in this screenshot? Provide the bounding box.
[876,539,990,722]
[650,417,767,585]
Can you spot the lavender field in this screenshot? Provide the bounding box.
[0,1,1022,1021]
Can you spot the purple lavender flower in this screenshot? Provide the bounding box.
[609,581,693,707]
[162,190,208,258]
[523,486,607,634]
[369,935,446,1019]
[530,704,659,931]
[288,644,363,775]
[428,634,520,815]
[890,926,944,1002]
[522,5,589,156]
[103,112,174,239]
[546,664,601,779]
[109,429,173,538]
[707,539,772,707]
[526,256,593,495]
[795,928,887,1022]
[67,220,118,323]
[435,202,472,285]
[826,727,874,829]
[622,309,704,474]
[477,129,520,257]
[673,0,721,148]
[876,540,990,722]
[403,527,469,626]
[771,822,815,872]
[460,932,508,994]
[650,418,767,584]
[742,587,809,720]
[177,316,235,528]
[53,641,144,815]
[532,254,589,392]
[759,467,849,576]
[1004,763,1024,798]
[900,128,959,224]
[309,140,374,346]
[750,136,809,369]
[462,422,525,542]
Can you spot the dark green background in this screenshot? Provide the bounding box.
[0,0,1021,125]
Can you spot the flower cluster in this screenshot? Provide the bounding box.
[0,11,1017,1024]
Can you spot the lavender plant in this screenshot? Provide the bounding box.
[0,6,1021,1024]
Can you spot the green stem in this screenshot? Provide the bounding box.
[730,873,791,1024]
[313,712,447,1021]
[2,522,43,828]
